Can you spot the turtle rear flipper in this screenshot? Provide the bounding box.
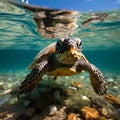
[75,60,107,95]
[20,61,48,94]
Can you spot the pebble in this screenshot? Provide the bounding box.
[80,76,84,79]
[109,86,119,93]
[65,76,69,79]
[70,81,82,89]
[117,95,120,98]
[69,86,77,91]
[81,107,99,120]
[7,97,18,105]
[81,95,90,101]
[106,78,114,82]
[2,89,12,95]
[67,113,80,120]
[49,105,57,115]
[101,108,109,118]
[0,82,4,86]
[5,83,12,89]
[104,94,120,109]
[113,86,118,90]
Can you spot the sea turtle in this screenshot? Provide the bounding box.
[20,37,107,95]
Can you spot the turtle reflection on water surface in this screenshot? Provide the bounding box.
[20,38,107,95]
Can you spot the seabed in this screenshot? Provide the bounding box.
[0,71,120,120]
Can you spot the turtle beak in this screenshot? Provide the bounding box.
[67,44,75,53]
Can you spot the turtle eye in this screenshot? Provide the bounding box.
[56,40,63,48]
[77,41,82,48]
[80,41,82,46]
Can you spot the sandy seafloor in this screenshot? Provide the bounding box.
[0,68,120,120]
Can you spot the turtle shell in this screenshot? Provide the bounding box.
[28,42,56,69]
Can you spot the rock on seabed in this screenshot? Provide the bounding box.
[81,107,99,120]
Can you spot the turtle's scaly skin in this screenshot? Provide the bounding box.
[20,38,107,95]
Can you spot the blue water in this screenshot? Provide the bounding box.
[0,1,120,87]
[0,49,120,74]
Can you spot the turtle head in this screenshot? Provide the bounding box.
[55,38,82,64]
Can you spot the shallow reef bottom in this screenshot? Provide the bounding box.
[0,71,120,120]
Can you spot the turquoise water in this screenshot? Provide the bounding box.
[0,1,120,95]
[0,49,120,73]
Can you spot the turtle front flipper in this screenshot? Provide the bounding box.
[75,60,107,95]
[20,60,48,94]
